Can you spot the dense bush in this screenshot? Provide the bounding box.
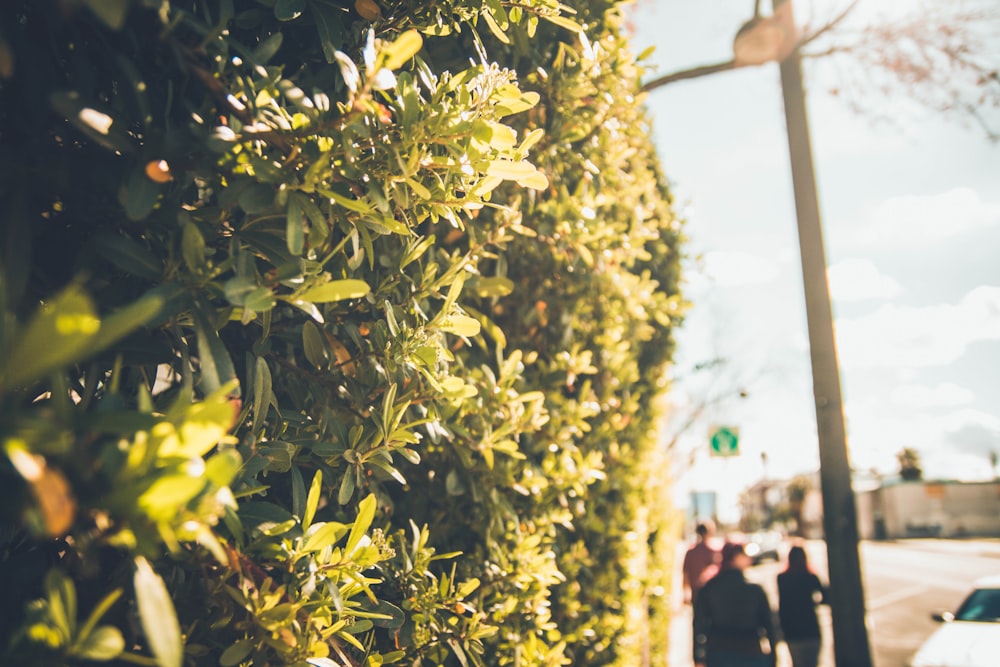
[0,1,684,665]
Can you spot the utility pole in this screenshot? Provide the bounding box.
[772,1,873,664]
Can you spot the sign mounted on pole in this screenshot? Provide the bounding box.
[709,425,740,457]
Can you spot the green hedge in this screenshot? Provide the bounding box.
[0,1,684,665]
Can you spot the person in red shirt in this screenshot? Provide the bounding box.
[682,521,720,604]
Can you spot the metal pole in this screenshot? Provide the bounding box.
[772,1,873,665]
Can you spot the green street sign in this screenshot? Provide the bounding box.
[709,426,740,457]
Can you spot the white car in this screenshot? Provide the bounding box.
[909,575,1000,667]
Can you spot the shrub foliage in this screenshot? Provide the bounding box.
[0,1,683,665]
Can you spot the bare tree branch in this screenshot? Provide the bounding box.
[640,60,739,92]
[640,1,860,93]
[637,1,1000,140]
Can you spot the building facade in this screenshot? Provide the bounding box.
[855,480,1000,539]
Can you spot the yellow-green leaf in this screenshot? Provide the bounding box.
[405,177,431,200]
[301,521,348,553]
[4,285,101,388]
[486,160,537,180]
[303,469,322,530]
[383,30,423,70]
[437,315,481,337]
[72,625,125,661]
[516,169,549,190]
[294,279,371,303]
[134,557,183,667]
[542,13,583,32]
[345,493,376,556]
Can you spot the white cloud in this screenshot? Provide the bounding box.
[829,258,903,302]
[835,285,1000,369]
[845,407,1000,479]
[888,382,974,409]
[701,250,780,287]
[851,188,1000,249]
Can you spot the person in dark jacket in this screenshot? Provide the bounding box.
[777,545,827,667]
[693,541,777,667]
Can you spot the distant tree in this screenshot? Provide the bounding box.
[897,447,924,481]
[638,0,1000,141]
[786,473,813,536]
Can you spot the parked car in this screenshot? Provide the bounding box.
[909,575,1000,667]
[744,530,782,564]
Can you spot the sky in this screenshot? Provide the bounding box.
[625,0,1000,520]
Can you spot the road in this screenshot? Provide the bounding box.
[667,538,1000,666]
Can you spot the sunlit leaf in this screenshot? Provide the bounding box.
[437,315,481,337]
[301,521,348,553]
[345,493,376,556]
[72,625,125,661]
[4,284,101,388]
[134,557,183,667]
[303,469,322,529]
[293,279,370,303]
[383,30,423,70]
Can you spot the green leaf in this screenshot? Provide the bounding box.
[4,284,101,388]
[139,475,207,520]
[338,470,356,505]
[293,279,370,304]
[482,7,510,44]
[485,160,538,180]
[542,13,583,32]
[45,569,76,641]
[320,188,373,214]
[300,521,348,553]
[205,450,242,487]
[405,177,431,200]
[193,307,238,393]
[77,588,124,647]
[83,0,129,29]
[302,321,329,369]
[124,166,162,222]
[252,356,272,435]
[310,0,345,63]
[93,285,177,354]
[49,90,134,154]
[220,639,255,666]
[238,183,275,214]
[367,600,405,629]
[382,30,423,70]
[253,32,284,64]
[93,233,162,280]
[291,464,306,522]
[345,493,376,556]
[182,222,208,275]
[274,0,305,21]
[134,557,183,667]
[286,193,305,255]
[303,469,322,530]
[494,90,540,117]
[437,315,481,337]
[517,128,545,156]
[72,625,125,661]
[239,501,295,528]
[516,169,549,190]
[472,276,514,298]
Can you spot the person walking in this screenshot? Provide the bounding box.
[682,521,720,605]
[693,542,777,667]
[777,545,827,667]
